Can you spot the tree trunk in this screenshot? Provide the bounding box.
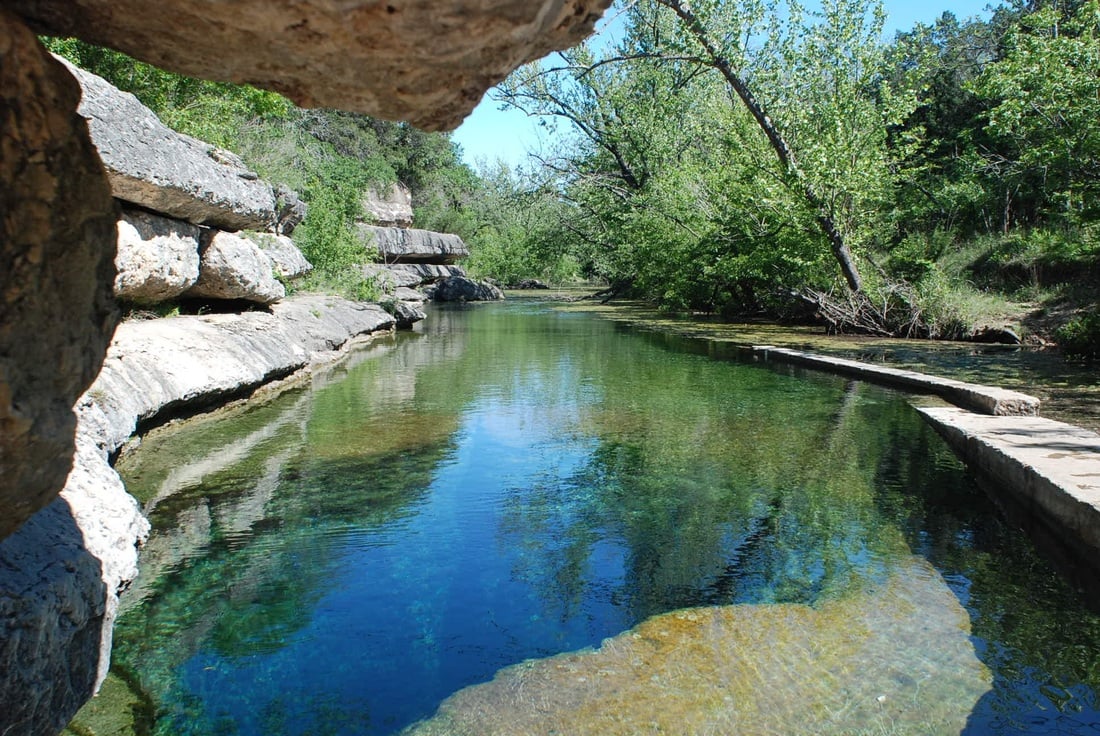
[656,0,863,293]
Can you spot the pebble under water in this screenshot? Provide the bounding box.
[75,300,1100,735]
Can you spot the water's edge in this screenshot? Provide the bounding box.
[47,297,1100,734]
[0,295,395,736]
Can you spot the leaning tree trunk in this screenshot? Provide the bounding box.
[655,0,863,294]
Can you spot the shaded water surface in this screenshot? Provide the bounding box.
[85,300,1100,735]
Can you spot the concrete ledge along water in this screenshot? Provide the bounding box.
[754,344,1100,588]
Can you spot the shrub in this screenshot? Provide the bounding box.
[1056,310,1100,361]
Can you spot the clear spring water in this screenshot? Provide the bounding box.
[95,300,1100,735]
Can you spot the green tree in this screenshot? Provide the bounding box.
[973,0,1100,226]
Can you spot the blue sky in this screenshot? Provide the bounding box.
[451,0,1003,170]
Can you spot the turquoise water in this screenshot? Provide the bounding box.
[101,300,1100,735]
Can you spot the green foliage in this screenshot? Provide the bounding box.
[45,8,1100,340]
[972,1,1100,226]
[1057,309,1100,360]
[296,267,382,303]
[462,163,586,285]
[494,0,915,314]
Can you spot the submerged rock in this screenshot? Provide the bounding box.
[406,557,990,736]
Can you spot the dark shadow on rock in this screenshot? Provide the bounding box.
[0,495,108,736]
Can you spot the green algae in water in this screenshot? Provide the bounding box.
[77,300,1100,736]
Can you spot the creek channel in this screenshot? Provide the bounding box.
[74,299,1100,735]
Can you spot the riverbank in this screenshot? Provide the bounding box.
[558,299,1100,432]
[61,298,1100,735]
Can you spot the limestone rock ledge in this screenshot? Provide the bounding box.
[56,56,278,232]
[363,225,470,264]
[0,295,395,736]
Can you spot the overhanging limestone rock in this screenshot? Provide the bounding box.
[57,57,279,232]
[13,0,612,131]
[362,225,469,264]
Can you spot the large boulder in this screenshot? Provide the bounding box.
[362,225,469,264]
[114,210,202,304]
[13,0,612,131]
[187,231,285,304]
[429,275,505,302]
[56,57,279,232]
[386,299,427,329]
[248,232,313,279]
[0,9,119,542]
[363,182,414,227]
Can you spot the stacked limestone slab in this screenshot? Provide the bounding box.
[0,60,397,736]
[56,58,313,309]
[359,183,503,310]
